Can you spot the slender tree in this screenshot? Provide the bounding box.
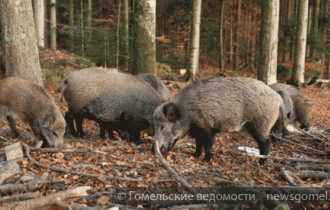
[33,0,45,47]
[119,0,129,71]
[0,0,44,87]
[234,0,241,70]
[132,0,156,75]
[69,0,74,51]
[50,0,57,50]
[87,0,92,49]
[292,0,309,88]
[185,0,201,82]
[258,0,280,85]
[219,0,225,70]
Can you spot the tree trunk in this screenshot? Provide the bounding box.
[119,0,129,71]
[80,0,84,57]
[33,0,45,48]
[50,0,57,50]
[219,0,225,70]
[69,0,74,51]
[0,0,44,87]
[311,0,320,59]
[87,0,92,50]
[258,0,280,85]
[234,0,241,71]
[186,0,202,82]
[132,0,156,75]
[291,0,309,88]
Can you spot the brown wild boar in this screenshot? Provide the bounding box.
[270,83,314,130]
[153,77,289,164]
[0,77,66,147]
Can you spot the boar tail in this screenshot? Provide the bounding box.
[57,79,68,103]
[57,79,68,93]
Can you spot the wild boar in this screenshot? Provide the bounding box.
[270,83,314,130]
[153,77,289,164]
[0,77,66,147]
[58,68,166,144]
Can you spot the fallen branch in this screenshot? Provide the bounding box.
[154,141,197,194]
[24,145,143,182]
[0,186,91,210]
[297,164,330,172]
[293,170,330,179]
[0,195,36,205]
[238,151,329,163]
[279,167,297,186]
[0,176,46,194]
[0,162,20,185]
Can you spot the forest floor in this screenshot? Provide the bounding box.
[0,71,330,209]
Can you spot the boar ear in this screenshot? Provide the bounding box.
[163,102,180,122]
[44,114,55,128]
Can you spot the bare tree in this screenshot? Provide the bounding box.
[50,0,57,50]
[69,0,74,51]
[132,0,156,75]
[119,0,129,71]
[219,0,225,70]
[185,0,202,82]
[33,0,45,47]
[292,0,309,88]
[0,0,44,87]
[258,0,280,85]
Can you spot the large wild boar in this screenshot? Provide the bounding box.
[58,68,166,144]
[0,77,66,147]
[270,83,314,130]
[153,77,289,164]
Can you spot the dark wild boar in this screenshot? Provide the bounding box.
[58,68,166,144]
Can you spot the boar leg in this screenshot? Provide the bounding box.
[74,114,85,137]
[190,126,214,161]
[245,122,270,165]
[65,112,78,136]
[7,116,20,137]
[126,125,142,145]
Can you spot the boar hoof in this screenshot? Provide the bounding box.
[202,157,212,162]
[79,133,85,138]
[193,151,201,157]
[134,139,143,146]
[259,158,267,165]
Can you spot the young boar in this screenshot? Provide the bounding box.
[153,77,289,164]
[270,83,314,130]
[0,77,66,147]
[58,68,166,144]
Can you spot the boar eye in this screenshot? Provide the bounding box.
[160,125,164,130]
[53,131,58,137]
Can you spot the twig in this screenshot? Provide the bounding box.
[0,176,47,194]
[154,141,197,194]
[297,128,330,146]
[0,136,9,141]
[279,167,297,186]
[24,145,143,182]
[0,195,36,205]
[0,186,91,210]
